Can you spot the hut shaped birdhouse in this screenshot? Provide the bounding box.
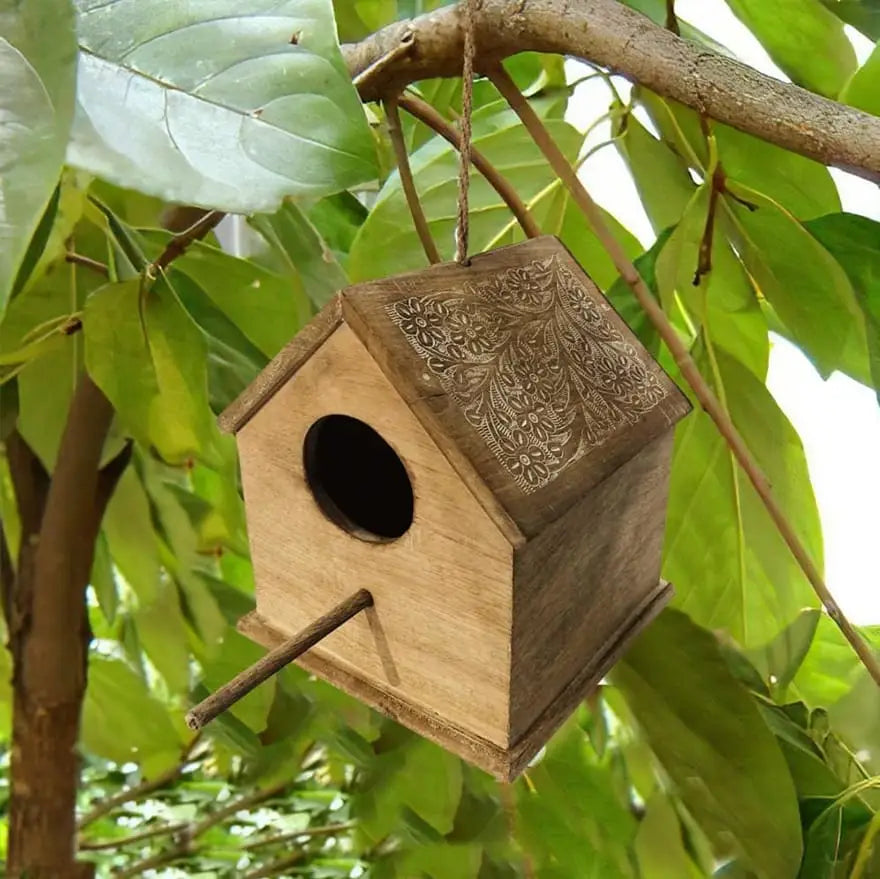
[219,236,690,779]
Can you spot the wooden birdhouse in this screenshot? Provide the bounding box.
[197,236,691,780]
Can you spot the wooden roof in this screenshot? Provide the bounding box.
[221,236,691,539]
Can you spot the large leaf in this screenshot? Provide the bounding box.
[83,278,221,463]
[655,185,769,378]
[637,91,840,222]
[70,0,376,212]
[0,0,77,312]
[664,348,822,647]
[805,212,880,400]
[350,108,638,286]
[613,610,803,879]
[820,0,880,39]
[841,41,880,115]
[726,187,869,385]
[722,0,857,96]
[250,200,348,308]
[82,655,183,772]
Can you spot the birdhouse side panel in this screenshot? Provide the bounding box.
[509,430,675,744]
[235,323,516,747]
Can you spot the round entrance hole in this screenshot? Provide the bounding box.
[303,414,414,542]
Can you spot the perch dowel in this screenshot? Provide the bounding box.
[186,589,374,730]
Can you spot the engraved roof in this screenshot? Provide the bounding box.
[221,236,691,540]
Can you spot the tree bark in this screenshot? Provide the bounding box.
[343,0,880,182]
[6,375,120,879]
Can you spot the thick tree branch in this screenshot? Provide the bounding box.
[343,0,880,182]
[488,62,880,691]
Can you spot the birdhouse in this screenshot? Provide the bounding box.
[210,236,690,780]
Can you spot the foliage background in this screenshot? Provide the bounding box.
[1,0,880,876]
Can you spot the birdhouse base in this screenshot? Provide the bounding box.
[237,580,672,780]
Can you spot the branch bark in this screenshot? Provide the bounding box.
[343,0,880,182]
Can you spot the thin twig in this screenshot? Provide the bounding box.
[487,62,880,692]
[79,822,188,852]
[149,210,224,275]
[65,252,109,277]
[243,851,305,879]
[398,93,541,240]
[242,821,355,851]
[112,845,191,879]
[384,96,441,264]
[78,735,202,828]
[695,166,724,285]
[110,781,290,878]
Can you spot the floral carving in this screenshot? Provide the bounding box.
[386,255,669,493]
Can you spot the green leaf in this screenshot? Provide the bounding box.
[90,530,118,624]
[70,0,377,212]
[805,212,880,400]
[351,111,633,284]
[820,0,880,39]
[138,231,310,359]
[655,185,769,378]
[82,655,182,768]
[0,0,77,312]
[727,187,870,385]
[612,609,803,879]
[615,114,697,233]
[102,466,160,603]
[83,279,221,463]
[749,609,821,698]
[722,0,857,96]
[664,348,822,647]
[0,264,78,465]
[134,579,191,695]
[638,92,840,221]
[250,200,348,308]
[636,795,703,879]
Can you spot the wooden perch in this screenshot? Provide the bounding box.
[186,589,373,730]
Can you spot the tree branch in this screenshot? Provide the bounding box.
[487,62,880,692]
[79,822,188,852]
[149,210,224,275]
[398,93,541,239]
[241,821,355,851]
[385,96,441,264]
[242,852,304,879]
[343,0,880,182]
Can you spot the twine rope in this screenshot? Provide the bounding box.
[455,0,477,264]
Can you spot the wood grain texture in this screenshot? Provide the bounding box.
[510,431,676,742]
[236,323,515,746]
[219,296,342,434]
[239,580,671,780]
[343,236,690,538]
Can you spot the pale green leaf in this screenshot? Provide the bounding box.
[806,212,880,400]
[134,579,191,695]
[70,0,377,212]
[664,348,822,647]
[0,0,77,311]
[820,0,880,39]
[727,187,870,384]
[250,200,348,308]
[655,185,769,377]
[636,795,703,879]
[723,0,857,96]
[82,655,182,767]
[613,609,803,879]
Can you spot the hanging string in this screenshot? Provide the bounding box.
[455,0,477,265]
